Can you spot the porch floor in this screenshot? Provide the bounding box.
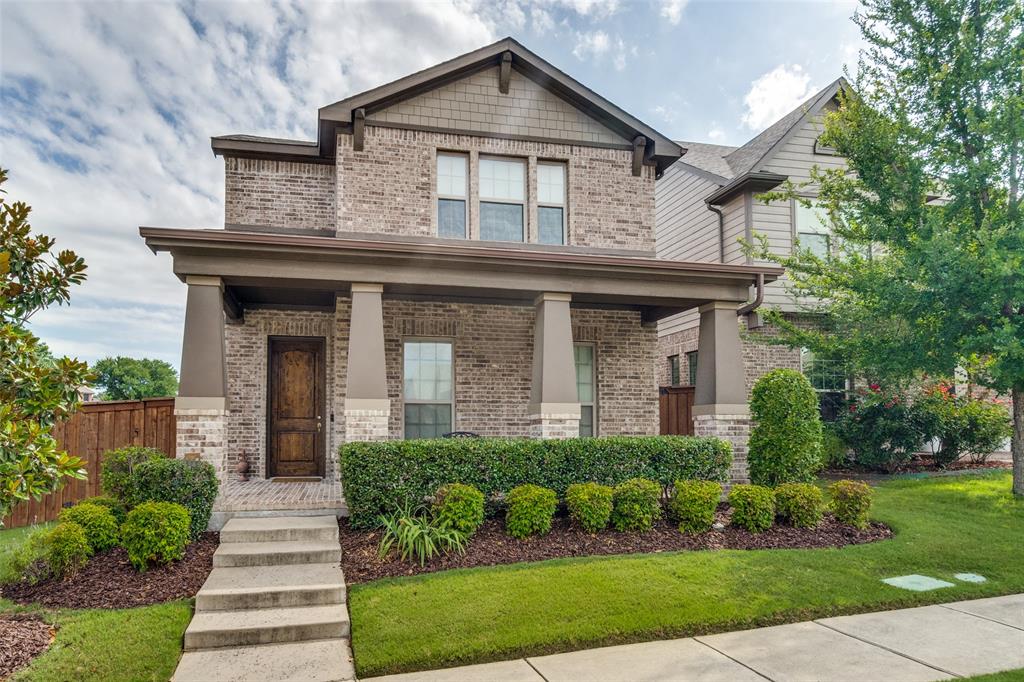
[214,478,346,513]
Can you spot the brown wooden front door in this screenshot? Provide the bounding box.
[659,385,695,435]
[268,337,325,478]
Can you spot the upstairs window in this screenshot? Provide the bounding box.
[795,199,831,258]
[436,153,468,239]
[479,157,525,242]
[537,162,566,245]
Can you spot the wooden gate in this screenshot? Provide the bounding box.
[659,386,695,436]
[2,398,176,528]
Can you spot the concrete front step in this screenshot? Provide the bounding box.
[174,639,355,682]
[213,540,341,568]
[196,564,346,611]
[183,604,351,650]
[220,516,339,544]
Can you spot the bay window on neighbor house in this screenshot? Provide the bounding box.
[403,340,454,438]
[800,347,848,422]
[795,198,831,258]
[537,161,567,245]
[436,153,468,239]
[479,156,526,242]
[575,343,596,437]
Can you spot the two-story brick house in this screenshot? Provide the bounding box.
[656,79,849,419]
[142,38,780,515]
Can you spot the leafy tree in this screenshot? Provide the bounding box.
[750,0,1024,493]
[93,356,178,400]
[0,168,91,523]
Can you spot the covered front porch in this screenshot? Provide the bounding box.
[143,227,781,511]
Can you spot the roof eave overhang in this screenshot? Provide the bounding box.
[140,227,781,312]
[705,171,788,206]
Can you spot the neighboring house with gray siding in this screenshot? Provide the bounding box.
[657,79,849,419]
[141,37,779,507]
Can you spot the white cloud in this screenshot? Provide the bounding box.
[707,125,726,142]
[652,105,676,124]
[572,31,632,71]
[660,0,689,25]
[741,64,817,131]
[1,0,493,367]
[531,7,555,33]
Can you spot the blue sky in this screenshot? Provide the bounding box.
[0,0,863,371]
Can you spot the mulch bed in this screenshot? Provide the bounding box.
[339,512,892,584]
[0,614,54,679]
[0,532,218,609]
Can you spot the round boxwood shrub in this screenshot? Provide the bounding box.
[80,495,128,525]
[748,369,824,486]
[829,479,873,529]
[45,522,92,579]
[121,502,191,571]
[728,484,775,533]
[774,483,825,528]
[669,480,722,534]
[433,483,485,537]
[131,458,218,541]
[101,446,165,504]
[59,502,120,552]
[505,484,558,539]
[565,482,614,533]
[610,478,662,532]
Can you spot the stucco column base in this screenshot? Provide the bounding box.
[528,402,581,439]
[343,398,390,442]
[174,406,230,483]
[693,411,751,485]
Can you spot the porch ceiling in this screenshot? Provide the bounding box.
[141,227,783,322]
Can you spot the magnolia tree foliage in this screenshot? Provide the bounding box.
[0,168,91,523]
[750,0,1024,493]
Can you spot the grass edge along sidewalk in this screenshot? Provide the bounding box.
[349,472,1024,678]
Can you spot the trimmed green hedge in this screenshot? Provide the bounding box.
[340,436,732,529]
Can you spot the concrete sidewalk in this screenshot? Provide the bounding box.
[365,594,1024,681]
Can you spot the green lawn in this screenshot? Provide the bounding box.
[965,669,1024,681]
[349,472,1024,677]
[1,525,191,681]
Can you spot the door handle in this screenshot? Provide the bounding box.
[316,416,322,432]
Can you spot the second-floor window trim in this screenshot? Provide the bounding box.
[537,160,567,245]
[793,196,831,259]
[436,152,468,239]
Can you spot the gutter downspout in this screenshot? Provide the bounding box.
[708,203,725,263]
[737,272,765,318]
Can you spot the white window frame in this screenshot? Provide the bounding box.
[402,338,455,439]
[478,155,526,242]
[793,196,831,258]
[575,342,597,437]
[537,161,567,245]
[436,152,468,240]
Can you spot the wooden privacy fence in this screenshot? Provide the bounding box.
[2,398,176,529]
[659,385,695,436]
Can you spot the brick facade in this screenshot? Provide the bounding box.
[335,127,656,251]
[657,315,807,395]
[224,157,336,231]
[222,300,659,481]
[175,409,229,481]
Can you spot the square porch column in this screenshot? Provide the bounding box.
[175,276,229,480]
[693,301,752,483]
[343,283,390,441]
[528,292,581,439]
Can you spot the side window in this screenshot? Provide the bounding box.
[686,351,698,386]
[537,162,566,245]
[795,199,830,258]
[436,153,468,239]
[574,343,596,437]
[668,355,681,386]
[479,157,526,242]
[403,340,454,438]
[800,347,848,422]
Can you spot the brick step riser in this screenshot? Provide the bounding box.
[196,586,346,612]
[212,550,341,568]
[219,528,340,544]
[183,620,350,651]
